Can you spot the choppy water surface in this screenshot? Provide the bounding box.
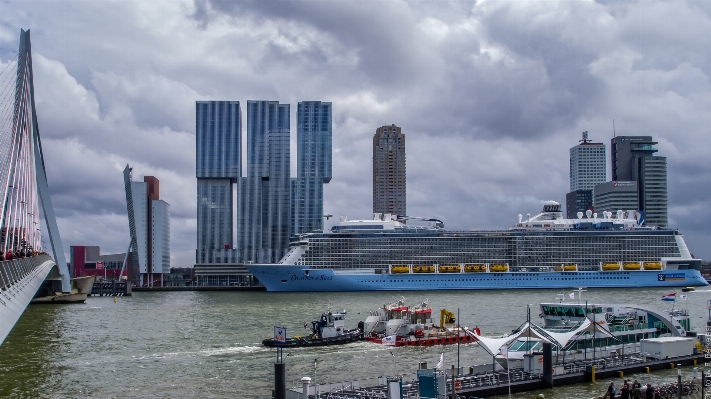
[1,288,709,398]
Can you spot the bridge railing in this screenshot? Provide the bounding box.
[0,254,52,291]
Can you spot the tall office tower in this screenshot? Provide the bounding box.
[123,165,171,286]
[195,101,241,264]
[611,136,668,227]
[593,181,639,215]
[570,132,606,192]
[291,101,332,236]
[373,124,406,215]
[237,101,291,263]
[566,131,606,218]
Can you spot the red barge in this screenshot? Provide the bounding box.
[363,298,480,347]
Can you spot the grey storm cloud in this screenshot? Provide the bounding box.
[0,0,709,266]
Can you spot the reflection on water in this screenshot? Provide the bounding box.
[0,288,708,398]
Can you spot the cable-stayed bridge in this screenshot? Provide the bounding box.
[0,29,72,345]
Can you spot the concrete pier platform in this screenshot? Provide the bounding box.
[287,354,707,399]
[456,353,704,397]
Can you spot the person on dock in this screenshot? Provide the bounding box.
[631,382,641,399]
[644,384,654,399]
[604,381,616,399]
[620,380,630,399]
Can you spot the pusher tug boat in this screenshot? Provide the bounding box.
[363,298,480,347]
[262,310,363,347]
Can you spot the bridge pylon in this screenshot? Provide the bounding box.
[1,29,72,344]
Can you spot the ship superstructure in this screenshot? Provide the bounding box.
[246,202,706,291]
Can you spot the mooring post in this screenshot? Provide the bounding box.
[274,346,285,399]
[677,364,681,399]
[543,342,553,389]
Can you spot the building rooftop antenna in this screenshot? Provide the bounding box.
[579,131,591,144]
[613,119,616,138]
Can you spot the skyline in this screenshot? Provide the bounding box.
[0,1,709,267]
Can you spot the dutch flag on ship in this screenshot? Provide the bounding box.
[661,292,676,302]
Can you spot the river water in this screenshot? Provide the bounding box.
[1,288,709,398]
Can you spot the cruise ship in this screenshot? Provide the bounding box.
[245,202,706,292]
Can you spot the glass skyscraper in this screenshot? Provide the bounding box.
[196,100,332,268]
[236,101,291,263]
[291,101,332,236]
[611,136,668,227]
[196,101,241,264]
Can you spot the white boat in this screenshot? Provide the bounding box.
[494,294,693,364]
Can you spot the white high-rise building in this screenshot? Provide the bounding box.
[151,200,170,275]
[123,166,170,287]
[569,131,606,192]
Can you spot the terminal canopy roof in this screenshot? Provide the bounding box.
[468,319,618,357]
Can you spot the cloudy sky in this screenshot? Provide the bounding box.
[1,0,710,268]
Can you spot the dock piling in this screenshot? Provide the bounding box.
[274,362,285,399]
[542,342,553,389]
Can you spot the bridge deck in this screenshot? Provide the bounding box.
[0,255,55,344]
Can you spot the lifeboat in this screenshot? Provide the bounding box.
[391,265,410,274]
[554,266,563,271]
[602,263,620,271]
[464,264,485,273]
[622,262,641,271]
[438,265,461,273]
[413,265,435,273]
[563,265,577,271]
[489,264,508,272]
[644,262,662,270]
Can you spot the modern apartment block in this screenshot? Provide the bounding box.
[195,101,241,265]
[123,165,170,286]
[291,101,332,236]
[566,131,605,218]
[610,136,667,227]
[373,124,406,215]
[236,101,291,264]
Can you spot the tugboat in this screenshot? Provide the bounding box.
[262,310,363,347]
[363,299,479,347]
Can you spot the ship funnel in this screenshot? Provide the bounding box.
[585,210,592,218]
[593,213,598,219]
[616,210,624,219]
[626,210,635,220]
[518,214,523,223]
[577,212,583,219]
